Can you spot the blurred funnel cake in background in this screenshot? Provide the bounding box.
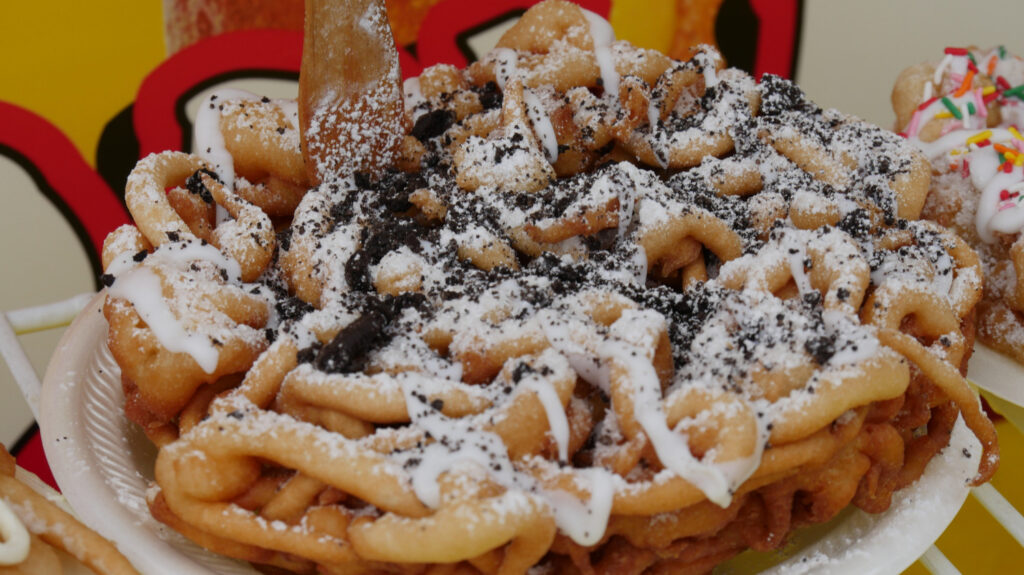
[99,1,997,573]
[894,47,1024,365]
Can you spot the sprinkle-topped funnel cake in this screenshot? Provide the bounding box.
[894,46,1024,365]
[99,1,998,573]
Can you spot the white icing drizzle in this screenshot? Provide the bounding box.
[581,9,615,50]
[399,379,512,508]
[913,128,1016,163]
[0,499,30,566]
[647,98,661,131]
[107,241,243,373]
[492,48,519,90]
[976,164,1024,242]
[932,54,955,86]
[594,47,619,98]
[694,46,721,89]
[541,305,751,508]
[990,180,1024,233]
[194,88,259,191]
[524,89,559,163]
[581,9,618,98]
[396,351,614,546]
[538,310,610,390]
[787,247,813,295]
[822,310,879,366]
[110,268,222,373]
[541,468,613,546]
[520,376,570,462]
[403,77,427,121]
[602,309,734,506]
[610,163,643,239]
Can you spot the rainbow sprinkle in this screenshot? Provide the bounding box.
[1004,85,1024,101]
[966,130,993,146]
[954,70,976,97]
[994,143,1017,157]
[941,97,963,119]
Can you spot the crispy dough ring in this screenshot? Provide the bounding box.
[276,367,492,424]
[878,329,998,485]
[864,224,983,368]
[623,66,756,170]
[101,225,151,271]
[639,208,744,271]
[104,270,269,420]
[716,228,870,315]
[581,299,760,474]
[496,0,594,54]
[0,447,139,575]
[156,338,577,570]
[200,173,276,283]
[278,190,336,306]
[125,152,208,247]
[148,492,316,573]
[468,6,673,91]
[762,128,855,191]
[527,407,868,517]
[166,187,215,242]
[454,78,556,194]
[217,97,306,189]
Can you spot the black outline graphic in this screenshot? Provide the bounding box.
[454,9,526,65]
[173,69,300,154]
[10,423,39,457]
[0,144,102,289]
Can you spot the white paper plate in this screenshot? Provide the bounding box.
[39,293,257,575]
[39,293,984,575]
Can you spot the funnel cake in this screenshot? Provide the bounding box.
[0,446,139,575]
[894,46,1024,364]
[100,1,995,573]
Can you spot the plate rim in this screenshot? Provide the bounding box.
[39,291,257,575]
